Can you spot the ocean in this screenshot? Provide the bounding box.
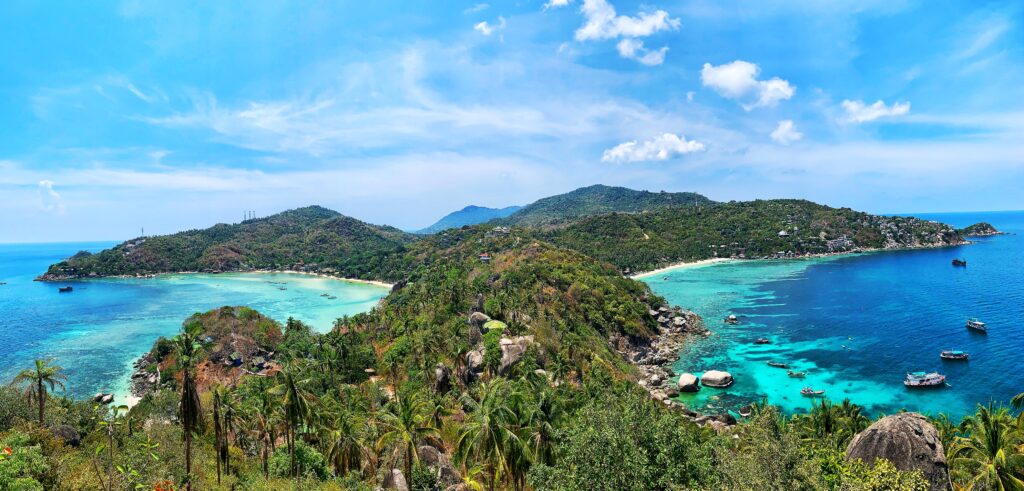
[643,211,1024,419]
[0,241,389,401]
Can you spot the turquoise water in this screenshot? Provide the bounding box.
[644,211,1024,419]
[0,242,389,400]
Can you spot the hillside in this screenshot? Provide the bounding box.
[959,221,1002,236]
[543,200,966,273]
[494,184,714,228]
[416,205,522,234]
[39,206,417,282]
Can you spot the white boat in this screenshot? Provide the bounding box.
[966,319,987,332]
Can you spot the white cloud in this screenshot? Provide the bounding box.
[700,60,794,110]
[574,0,680,41]
[770,120,803,145]
[841,99,911,123]
[686,91,695,102]
[616,39,668,66]
[38,180,65,214]
[463,3,488,14]
[474,16,506,36]
[544,0,572,9]
[602,133,705,163]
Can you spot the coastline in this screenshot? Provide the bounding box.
[39,268,395,289]
[632,258,735,279]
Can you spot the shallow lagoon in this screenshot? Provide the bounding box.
[0,241,389,401]
[644,211,1024,419]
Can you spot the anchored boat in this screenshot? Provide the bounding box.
[724,314,739,324]
[966,318,987,332]
[787,370,806,378]
[952,258,967,267]
[904,371,946,388]
[800,387,825,397]
[754,338,771,344]
[767,361,790,369]
[58,286,73,293]
[940,350,969,361]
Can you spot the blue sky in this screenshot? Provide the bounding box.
[1,0,1022,242]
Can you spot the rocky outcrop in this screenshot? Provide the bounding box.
[417,445,462,488]
[959,222,1002,237]
[701,370,733,388]
[434,363,451,393]
[498,335,534,375]
[51,425,81,447]
[129,352,161,397]
[383,468,409,491]
[845,413,950,491]
[677,373,700,392]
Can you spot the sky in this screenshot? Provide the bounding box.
[1,0,1023,242]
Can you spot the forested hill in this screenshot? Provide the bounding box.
[493,184,714,228]
[416,205,522,234]
[543,200,967,273]
[39,206,416,281]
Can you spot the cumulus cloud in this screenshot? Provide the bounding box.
[601,133,705,163]
[38,180,65,214]
[574,0,680,41]
[700,60,794,110]
[474,16,506,36]
[544,0,572,9]
[616,39,668,66]
[841,99,911,123]
[463,3,488,14]
[770,120,803,145]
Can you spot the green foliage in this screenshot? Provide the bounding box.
[409,462,441,491]
[0,431,49,490]
[268,440,327,480]
[840,457,929,491]
[0,387,32,432]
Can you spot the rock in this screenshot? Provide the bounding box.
[434,363,451,393]
[467,311,491,328]
[672,316,686,327]
[383,468,409,491]
[498,336,533,375]
[845,413,950,491]
[473,293,484,312]
[466,350,485,373]
[51,425,81,447]
[701,370,733,388]
[714,413,737,426]
[418,445,462,487]
[650,374,662,387]
[664,386,679,398]
[677,373,700,392]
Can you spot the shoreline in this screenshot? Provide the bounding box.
[39,269,395,289]
[629,240,971,279]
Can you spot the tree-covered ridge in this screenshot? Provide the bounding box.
[959,222,1002,236]
[416,205,523,234]
[40,206,417,282]
[543,200,966,273]
[494,184,715,228]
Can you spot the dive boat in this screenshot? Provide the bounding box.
[787,370,806,378]
[904,371,946,388]
[766,361,789,369]
[966,319,987,332]
[800,387,825,397]
[754,338,771,344]
[940,350,969,361]
[58,286,73,293]
[952,258,967,267]
[724,314,739,324]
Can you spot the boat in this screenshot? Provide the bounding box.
[738,405,753,418]
[754,338,771,344]
[940,350,969,361]
[58,286,73,293]
[966,319,987,332]
[904,371,947,388]
[952,258,967,267]
[724,314,739,324]
[800,387,825,397]
[787,370,806,378]
[767,361,789,369]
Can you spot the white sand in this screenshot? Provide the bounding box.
[631,258,734,279]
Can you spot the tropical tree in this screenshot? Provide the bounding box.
[173,325,204,491]
[456,379,520,490]
[950,403,1024,490]
[377,390,438,484]
[10,358,67,424]
[272,363,313,478]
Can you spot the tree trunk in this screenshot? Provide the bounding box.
[185,432,192,491]
[37,380,44,424]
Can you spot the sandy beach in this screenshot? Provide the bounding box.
[631,258,735,279]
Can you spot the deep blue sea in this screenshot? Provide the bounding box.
[643,211,1024,420]
[0,242,388,402]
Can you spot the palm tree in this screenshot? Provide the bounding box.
[324,407,363,476]
[211,385,235,485]
[456,379,520,490]
[377,391,438,483]
[950,403,1024,490]
[1012,392,1024,411]
[11,358,67,424]
[173,326,204,491]
[272,363,313,478]
[243,376,280,479]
